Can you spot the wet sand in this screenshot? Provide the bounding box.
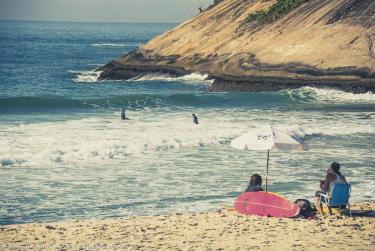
[0,202,374,251]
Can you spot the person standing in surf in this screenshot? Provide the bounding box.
[121,109,129,120]
[192,114,199,125]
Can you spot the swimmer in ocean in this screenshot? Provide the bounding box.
[121,109,129,120]
[192,114,199,124]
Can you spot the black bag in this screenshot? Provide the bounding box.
[294,199,317,219]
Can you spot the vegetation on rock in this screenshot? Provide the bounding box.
[245,0,310,24]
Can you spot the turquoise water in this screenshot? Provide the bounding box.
[0,21,374,225]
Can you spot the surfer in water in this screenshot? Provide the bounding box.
[192,114,199,124]
[315,162,348,209]
[121,109,129,120]
[245,174,263,192]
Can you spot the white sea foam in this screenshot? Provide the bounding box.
[277,118,375,138]
[0,112,244,167]
[1,109,374,207]
[69,70,102,83]
[288,87,375,103]
[130,72,214,84]
[91,43,141,48]
[1,108,373,168]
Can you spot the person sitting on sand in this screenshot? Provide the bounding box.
[315,162,348,207]
[121,109,129,120]
[245,174,263,192]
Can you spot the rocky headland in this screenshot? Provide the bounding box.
[99,0,375,93]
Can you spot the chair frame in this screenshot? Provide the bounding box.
[319,183,352,216]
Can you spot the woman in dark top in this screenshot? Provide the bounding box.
[245,174,263,192]
[315,162,348,211]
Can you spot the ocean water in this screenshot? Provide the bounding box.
[0,21,374,225]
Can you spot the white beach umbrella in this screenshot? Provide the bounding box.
[231,125,307,191]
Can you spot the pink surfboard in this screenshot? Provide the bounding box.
[234,192,300,218]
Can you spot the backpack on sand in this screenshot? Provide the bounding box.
[294,199,317,219]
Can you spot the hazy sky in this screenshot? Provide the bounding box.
[0,0,213,23]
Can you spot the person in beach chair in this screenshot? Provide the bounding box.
[245,174,263,192]
[315,162,349,214]
[319,183,352,216]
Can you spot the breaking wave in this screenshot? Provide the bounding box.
[129,72,214,84]
[287,86,375,103]
[91,43,141,48]
[276,124,375,139]
[69,70,102,83]
[2,87,375,112]
[0,114,242,167]
[1,115,373,168]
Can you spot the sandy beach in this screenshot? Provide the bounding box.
[1,202,374,251]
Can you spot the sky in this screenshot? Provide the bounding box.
[0,0,213,23]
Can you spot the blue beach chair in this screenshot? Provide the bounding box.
[319,183,352,216]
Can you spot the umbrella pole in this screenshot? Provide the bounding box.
[266,150,270,192]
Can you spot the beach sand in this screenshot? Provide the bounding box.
[0,202,374,251]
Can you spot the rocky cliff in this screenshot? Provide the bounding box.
[99,0,375,92]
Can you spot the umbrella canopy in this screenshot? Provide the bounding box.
[231,125,306,151]
[231,125,307,191]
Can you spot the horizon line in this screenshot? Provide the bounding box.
[0,18,181,25]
